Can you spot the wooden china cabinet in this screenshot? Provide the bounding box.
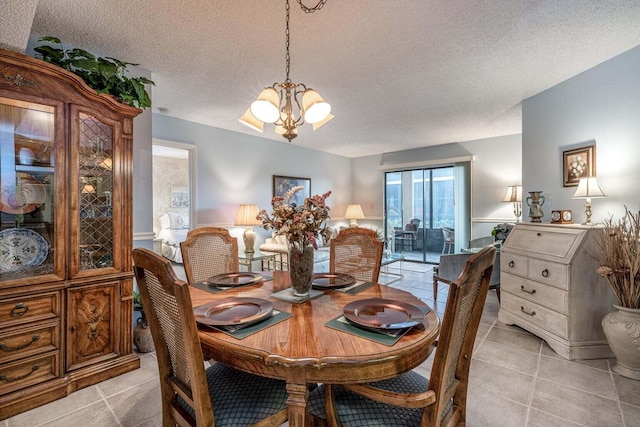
[0,48,140,418]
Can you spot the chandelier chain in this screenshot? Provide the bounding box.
[296,0,328,13]
[285,0,291,82]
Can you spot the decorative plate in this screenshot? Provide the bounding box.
[312,272,356,289]
[194,297,274,327]
[204,272,264,287]
[0,228,49,271]
[0,175,47,215]
[343,298,425,330]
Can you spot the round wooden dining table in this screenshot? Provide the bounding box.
[190,271,440,427]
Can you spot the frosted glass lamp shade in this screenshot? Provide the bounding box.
[239,108,264,132]
[302,89,331,124]
[250,88,280,123]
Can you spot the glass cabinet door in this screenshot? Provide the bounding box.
[0,97,57,282]
[76,111,116,273]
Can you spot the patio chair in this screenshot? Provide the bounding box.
[395,219,421,252]
[132,247,288,426]
[330,227,384,283]
[441,227,455,254]
[307,246,497,427]
[180,227,239,285]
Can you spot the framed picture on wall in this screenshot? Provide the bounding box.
[170,186,189,207]
[562,145,595,187]
[273,175,311,205]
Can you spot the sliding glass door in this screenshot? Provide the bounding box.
[384,167,455,263]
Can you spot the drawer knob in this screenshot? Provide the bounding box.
[0,364,40,382]
[537,232,541,237]
[541,269,549,277]
[9,303,29,318]
[520,306,536,316]
[520,285,536,295]
[508,260,515,268]
[0,335,40,352]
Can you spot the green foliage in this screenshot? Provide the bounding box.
[34,36,154,109]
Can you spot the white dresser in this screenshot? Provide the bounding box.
[497,223,616,360]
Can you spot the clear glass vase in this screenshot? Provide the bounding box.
[288,241,314,297]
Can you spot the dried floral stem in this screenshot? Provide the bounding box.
[594,206,640,308]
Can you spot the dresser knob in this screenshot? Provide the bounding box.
[520,285,536,295]
[541,269,549,277]
[509,260,515,268]
[537,232,541,236]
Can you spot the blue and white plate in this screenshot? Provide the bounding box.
[0,228,49,271]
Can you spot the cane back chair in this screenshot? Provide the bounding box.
[180,227,239,286]
[330,227,384,283]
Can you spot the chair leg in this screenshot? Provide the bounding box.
[433,279,438,300]
[495,286,501,303]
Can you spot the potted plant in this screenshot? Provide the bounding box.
[594,206,640,380]
[33,36,154,109]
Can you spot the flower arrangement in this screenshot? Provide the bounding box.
[594,207,640,309]
[491,222,514,244]
[258,186,331,250]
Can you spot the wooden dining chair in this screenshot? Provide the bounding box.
[307,245,497,427]
[330,227,384,283]
[180,227,239,285]
[132,247,288,427]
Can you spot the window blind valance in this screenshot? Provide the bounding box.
[378,143,474,171]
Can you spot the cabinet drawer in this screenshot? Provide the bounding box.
[501,293,568,339]
[502,273,568,314]
[506,225,581,259]
[528,259,569,290]
[501,253,528,277]
[0,352,60,395]
[0,293,61,328]
[0,322,60,364]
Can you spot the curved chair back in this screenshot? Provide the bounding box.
[133,247,215,425]
[330,228,383,283]
[180,227,239,285]
[441,227,455,254]
[426,245,496,425]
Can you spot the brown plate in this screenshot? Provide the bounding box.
[312,272,356,289]
[194,297,273,327]
[343,298,424,330]
[205,272,264,287]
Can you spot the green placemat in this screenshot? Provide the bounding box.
[205,310,292,339]
[325,315,411,346]
[271,288,324,303]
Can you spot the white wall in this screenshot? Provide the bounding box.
[522,45,640,223]
[152,114,352,250]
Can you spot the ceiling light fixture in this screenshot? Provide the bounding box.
[239,0,332,142]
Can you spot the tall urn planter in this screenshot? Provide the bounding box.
[602,305,640,380]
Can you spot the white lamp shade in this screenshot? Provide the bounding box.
[345,204,365,220]
[250,88,280,123]
[234,204,262,226]
[502,185,522,202]
[239,107,264,132]
[302,89,331,124]
[572,177,606,199]
[312,113,334,131]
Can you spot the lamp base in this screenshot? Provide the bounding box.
[349,219,358,227]
[243,228,256,253]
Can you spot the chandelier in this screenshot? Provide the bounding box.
[239,0,332,142]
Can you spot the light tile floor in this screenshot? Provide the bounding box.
[4,262,640,426]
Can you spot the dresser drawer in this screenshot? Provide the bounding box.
[506,225,582,259]
[502,273,568,314]
[0,293,61,328]
[501,293,568,339]
[527,259,569,290]
[501,253,528,277]
[0,352,60,395]
[0,322,60,364]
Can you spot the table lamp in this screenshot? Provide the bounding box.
[345,204,365,227]
[234,204,262,253]
[572,177,606,225]
[502,185,522,222]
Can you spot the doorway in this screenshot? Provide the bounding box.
[384,167,455,264]
[151,139,196,240]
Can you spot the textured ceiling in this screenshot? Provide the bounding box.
[26,0,640,157]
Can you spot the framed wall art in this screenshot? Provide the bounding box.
[273,175,311,205]
[170,186,190,208]
[563,145,595,187]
